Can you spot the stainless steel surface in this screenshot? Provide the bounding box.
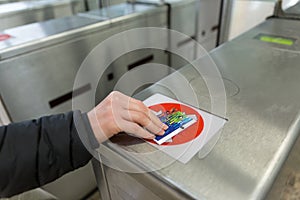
[4,188,57,200]
[0,2,168,60]
[0,3,168,121]
[136,0,221,67]
[92,158,111,200]
[197,0,221,46]
[78,3,165,23]
[168,0,196,37]
[0,15,105,60]
[274,0,300,19]
[266,131,300,200]
[42,162,97,200]
[78,3,150,20]
[94,17,300,199]
[0,95,11,126]
[100,0,126,7]
[95,144,196,200]
[168,0,198,69]
[0,0,86,30]
[218,0,233,44]
[0,0,11,5]
[135,0,200,69]
[285,1,300,14]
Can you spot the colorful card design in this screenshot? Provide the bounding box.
[148,102,204,146]
[144,94,226,163]
[152,108,197,145]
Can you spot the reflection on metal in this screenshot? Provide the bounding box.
[3,188,58,200]
[218,0,234,44]
[266,113,300,199]
[274,0,300,19]
[0,0,87,30]
[93,17,300,199]
[0,95,11,125]
[92,157,112,200]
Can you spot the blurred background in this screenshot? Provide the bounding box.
[1,0,300,199]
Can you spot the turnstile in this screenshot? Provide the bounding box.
[0,0,87,30]
[136,0,222,69]
[0,1,224,198]
[92,16,300,200]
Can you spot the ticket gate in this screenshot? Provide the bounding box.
[0,0,223,198]
[91,2,300,200]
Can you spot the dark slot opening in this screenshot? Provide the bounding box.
[211,25,219,32]
[49,84,91,108]
[83,0,89,11]
[127,55,154,70]
[107,73,114,81]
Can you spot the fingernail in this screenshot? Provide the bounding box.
[151,135,155,139]
[163,124,168,130]
[158,130,165,135]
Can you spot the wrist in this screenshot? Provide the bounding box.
[87,110,111,143]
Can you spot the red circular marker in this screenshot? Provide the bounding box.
[0,34,11,42]
[147,103,204,146]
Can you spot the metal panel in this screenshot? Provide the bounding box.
[197,0,221,43]
[218,0,234,44]
[77,3,165,23]
[169,0,197,37]
[0,22,119,121]
[170,39,195,69]
[200,32,218,52]
[95,144,195,200]
[42,162,97,200]
[0,0,86,30]
[4,188,58,200]
[274,0,300,20]
[166,0,198,69]
[105,167,163,200]
[285,1,300,14]
[0,95,11,125]
[93,17,300,199]
[0,16,104,60]
[266,132,300,199]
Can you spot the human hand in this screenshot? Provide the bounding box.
[87,91,168,143]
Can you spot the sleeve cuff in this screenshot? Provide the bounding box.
[73,111,100,150]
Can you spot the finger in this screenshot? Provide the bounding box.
[120,120,155,139]
[128,98,168,130]
[110,92,167,131]
[148,109,168,130]
[122,110,165,135]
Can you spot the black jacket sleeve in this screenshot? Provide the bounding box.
[0,110,98,198]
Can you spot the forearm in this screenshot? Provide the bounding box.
[0,111,95,198]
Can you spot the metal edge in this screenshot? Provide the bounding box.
[0,4,168,60]
[218,0,234,44]
[0,94,12,125]
[0,19,110,60]
[98,142,199,199]
[252,112,300,199]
